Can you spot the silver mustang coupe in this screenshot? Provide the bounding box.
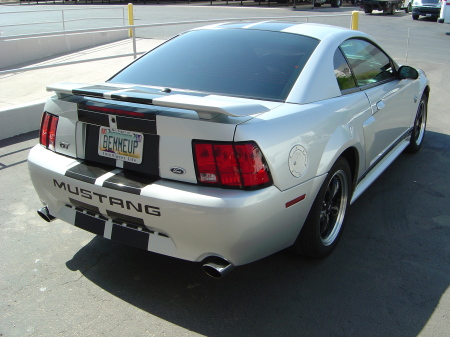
[28,22,429,278]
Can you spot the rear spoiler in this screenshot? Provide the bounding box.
[47,82,269,120]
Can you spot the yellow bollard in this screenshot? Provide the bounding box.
[351,11,359,31]
[128,3,134,38]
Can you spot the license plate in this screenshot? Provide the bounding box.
[98,127,144,164]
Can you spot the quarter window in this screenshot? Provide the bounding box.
[333,49,356,91]
[339,39,395,87]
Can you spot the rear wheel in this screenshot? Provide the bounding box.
[405,94,427,153]
[384,3,395,14]
[291,158,351,258]
[330,0,342,7]
[364,5,373,13]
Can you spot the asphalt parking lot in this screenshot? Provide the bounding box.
[0,3,449,337]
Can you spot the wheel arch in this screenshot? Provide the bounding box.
[316,125,362,187]
[339,147,359,191]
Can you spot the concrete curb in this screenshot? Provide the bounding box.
[0,100,45,141]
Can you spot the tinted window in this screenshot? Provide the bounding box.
[333,49,356,91]
[109,29,319,101]
[340,39,395,87]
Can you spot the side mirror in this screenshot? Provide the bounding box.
[398,65,419,80]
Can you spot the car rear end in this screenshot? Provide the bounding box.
[28,24,324,275]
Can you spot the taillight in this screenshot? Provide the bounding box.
[193,141,272,190]
[40,112,59,151]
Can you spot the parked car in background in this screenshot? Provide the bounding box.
[363,0,413,14]
[29,22,430,278]
[412,0,442,19]
[312,0,343,7]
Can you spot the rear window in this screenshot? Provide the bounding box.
[109,29,319,101]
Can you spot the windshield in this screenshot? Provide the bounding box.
[420,0,440,4]
[109,29,319,101]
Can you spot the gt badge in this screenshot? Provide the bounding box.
[60,142,70,149]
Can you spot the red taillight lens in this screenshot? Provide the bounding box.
[235,144,271,187]
[40,112,59,151]
[194,143,218,184]
[193,141,271,190]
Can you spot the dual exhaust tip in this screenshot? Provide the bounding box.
[202,256,235,279]
[37,206,56,222]
[37,206,234,278]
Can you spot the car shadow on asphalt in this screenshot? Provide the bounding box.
[65,130,450,337]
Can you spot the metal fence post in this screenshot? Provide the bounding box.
[128,3,134,38]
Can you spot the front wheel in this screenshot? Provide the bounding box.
[291,158,351,258]
[364,5,373,13]
[405,94,427,153]
[412,14,419,20]
[405,3,412,13]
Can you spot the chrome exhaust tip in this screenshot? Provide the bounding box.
[202,256,235,279]
[37,206,56,222]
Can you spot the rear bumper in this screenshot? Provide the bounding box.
[28,145,324,266]
[412,6,441,16]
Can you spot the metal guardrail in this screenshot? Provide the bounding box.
[0,13,357,76]
[0,7,126,31]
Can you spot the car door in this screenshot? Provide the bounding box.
[339,39,416,168]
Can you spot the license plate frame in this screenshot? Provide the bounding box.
[98,127,144,164]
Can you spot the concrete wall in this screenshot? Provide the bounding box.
[0,101,45,141]
[0,30,128,69]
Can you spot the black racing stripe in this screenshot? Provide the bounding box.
[110,91,161,105]
[73,85,120,98]
[78,109,109,127]
[78,102,158,121]
[103,171,158,195]
[75,211,105,236]
[65,161,112,184]
[123,134,159,176]
[69,198,101,214]
[116,116,156,134]
[111,224,149,250]
[106,210,145,226]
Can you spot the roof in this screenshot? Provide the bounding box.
[193,21,367,41]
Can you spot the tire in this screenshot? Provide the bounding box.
[412,14,419,20]
[405,3,412,13]
[384,3,395,14]
[291,158,351,258]
[314,2,322,7]
[388,4,395,14]
[364,5,373,13]
[330,0,342,7]
[405,94,427,153]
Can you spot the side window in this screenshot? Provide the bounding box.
[334,49,356,91]
[340,39,395,87]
